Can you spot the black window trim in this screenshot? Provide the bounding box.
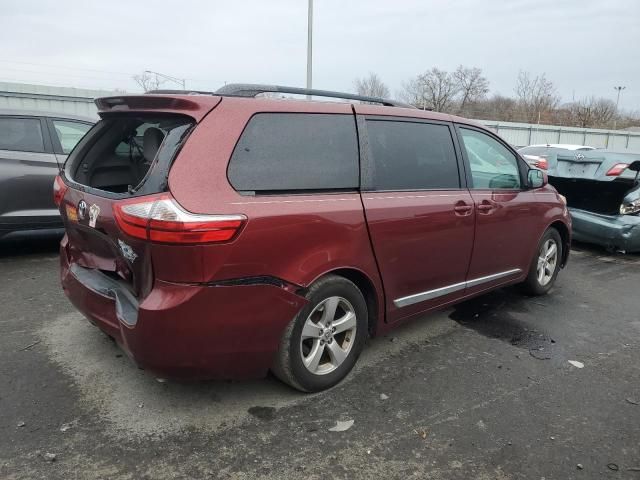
[358,115,467,193]
[226,111,361,196]
[46,117,94,155]
[0,114,52,154]
[454,123,529,191]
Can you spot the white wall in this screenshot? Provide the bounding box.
[0,82,127,119]
[480,119,640,152]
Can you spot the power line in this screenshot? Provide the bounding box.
[0,66,133,83]
[0,59,135,77]
[0,59,225,90]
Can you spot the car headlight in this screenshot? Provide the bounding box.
[620,198,640,215]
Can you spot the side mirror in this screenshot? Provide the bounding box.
[528,169,547,189]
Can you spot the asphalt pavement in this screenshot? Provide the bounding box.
[1,233,639,480]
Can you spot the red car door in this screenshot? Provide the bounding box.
[358,116,475,324]
[456,125,541,295]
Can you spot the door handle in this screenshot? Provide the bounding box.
[453,201,473,216]
[477,200,496,214]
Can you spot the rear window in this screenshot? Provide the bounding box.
[0,117,45,153]
[366,120,460,190]
[66,114,193,195]
[228,113,359,193]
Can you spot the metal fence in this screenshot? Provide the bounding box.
[480,119,640,152]
[2,82,640,151]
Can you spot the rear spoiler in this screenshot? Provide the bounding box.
[627,160,640,172]
[629,161,640,184]
[94,95,221,122]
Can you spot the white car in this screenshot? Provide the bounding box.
[526,144,595,151]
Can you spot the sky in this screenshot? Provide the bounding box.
[1,0,639,110]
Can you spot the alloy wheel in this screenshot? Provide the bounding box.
[300,296,357,375]
[537,239,558,286]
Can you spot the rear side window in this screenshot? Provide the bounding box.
[52,120,92,154]
[0,117,45,153]
[228,113,359,193]
[366,120,460,190]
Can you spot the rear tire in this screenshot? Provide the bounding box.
[521,228,563,296]
[272,275,368,392]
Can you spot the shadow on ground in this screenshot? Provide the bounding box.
[0,230,63,258]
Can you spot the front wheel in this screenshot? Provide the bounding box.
[272,275,368,392]
[521,228,563,295]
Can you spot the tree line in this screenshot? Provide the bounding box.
[354,69,639,130]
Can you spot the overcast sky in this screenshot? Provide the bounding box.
[1,0,639,110]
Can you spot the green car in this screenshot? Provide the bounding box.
[519,145,640,253]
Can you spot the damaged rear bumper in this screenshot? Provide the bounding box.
[570,208,640,252]
[60,242,308,380]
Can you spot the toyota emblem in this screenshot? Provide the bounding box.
[77,200,88,220]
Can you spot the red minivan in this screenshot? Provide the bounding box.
[56,85,571,392]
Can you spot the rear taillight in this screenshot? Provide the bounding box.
[606,163,629,176]
[523,154,548,170]
[534,157,548,170]
[113,193,246,244]
[53,175,68,207]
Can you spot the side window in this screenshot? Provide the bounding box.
[0,117,45,153]
[228,113,359,193]
[459,128,521,189]
[51,120,92,154]
[366,120,460,190]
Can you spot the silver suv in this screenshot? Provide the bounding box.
[0,109,93,239]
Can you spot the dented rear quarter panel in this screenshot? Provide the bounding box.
[164,97,386,328]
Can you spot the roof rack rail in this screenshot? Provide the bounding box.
[215,83,416,109]
[146,89,215,95]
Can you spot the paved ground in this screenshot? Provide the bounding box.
[1,233,639,480]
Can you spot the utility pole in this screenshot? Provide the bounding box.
[614,86,626,110]
[145,70,186,90]
[613,86,626,130]
[306,0,313,98]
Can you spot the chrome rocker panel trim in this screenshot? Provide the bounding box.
[394,268,522,308]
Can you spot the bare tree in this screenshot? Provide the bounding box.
[465,94,518,122]
[568,96,617,128]
[515,71,559,123]
[616,110,640,130]
[354,72,390,99]
[398,77,424,108]
[132,72,163,92]
[401,68,459,112]
[453,66,489,114]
